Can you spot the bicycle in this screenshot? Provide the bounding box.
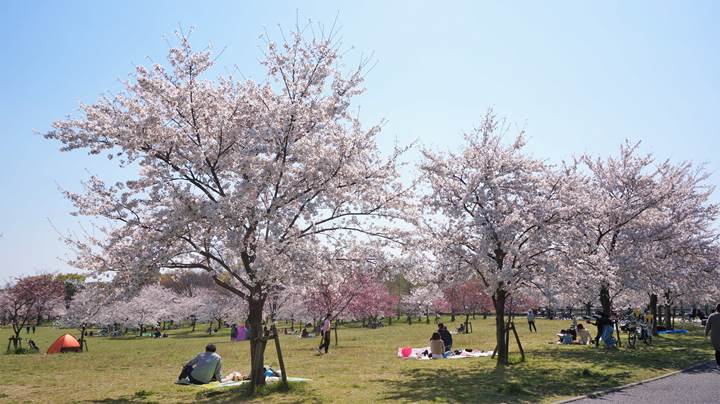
[624,320,652,348]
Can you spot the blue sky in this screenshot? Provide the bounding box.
[1,0,719,280]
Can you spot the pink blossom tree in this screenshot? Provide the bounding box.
[420,112,578,365]
[45,26,411,387]
[347,278,398,326]
[298,243,389,323]
[1,274,65,351]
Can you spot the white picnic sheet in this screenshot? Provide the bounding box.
[397,347,493,360]
[199,376,311,390]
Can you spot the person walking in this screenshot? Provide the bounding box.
[317,313,332,354]
[704,303,720,367]
[527,309,537,333]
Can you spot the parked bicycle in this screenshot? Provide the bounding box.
[621,319,652,348]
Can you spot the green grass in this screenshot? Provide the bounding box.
[0,317,713,403]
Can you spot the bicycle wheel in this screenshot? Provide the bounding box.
[628,333,637,348]
[644,333,652,345]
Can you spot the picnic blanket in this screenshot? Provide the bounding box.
[397,346,493,360]
[198,377,311,390]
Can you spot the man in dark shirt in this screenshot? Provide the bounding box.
[438,323,452,352]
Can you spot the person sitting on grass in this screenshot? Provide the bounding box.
[176,344,222,385]
[457,323,466,333]
[576,324,592,345]
[438,323,453,352]
[28,339,39,353]
[301,326,309,338]
[430,332,445,359]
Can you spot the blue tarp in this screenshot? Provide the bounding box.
[657,329,688,334]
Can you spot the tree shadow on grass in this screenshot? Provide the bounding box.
[381,364,633,403]
[192,381,320,403]
[532,336,711,372]
[381,337,712,403]
[90,389,160,403]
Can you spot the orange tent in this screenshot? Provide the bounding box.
[47,334,82,354]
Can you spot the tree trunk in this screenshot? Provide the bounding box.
[664,304,672,330]
[12,324,21,350]
[217,319,222,330]
[650,293,658,336]
[191,319,196,332]
[450,311,456,322]
[599,284,612,316]
[584,302,592,317]
[493,289,508,366]
[464,313,470,334]
[80,326,87,351]
[247,296,267,393]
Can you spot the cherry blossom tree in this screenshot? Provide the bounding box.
[57,284,110,349]
[347,278,398,326]
[189,287,243,330]
[45,25,411,387]
[101,284,187,336]
[1,274,65,350]
[570,142,717,317]
[420,112,578,365]
[444,279,493,330]
[298,242,391,324]
[402,283,442,324]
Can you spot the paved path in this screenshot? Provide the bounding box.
[574,362,718,404]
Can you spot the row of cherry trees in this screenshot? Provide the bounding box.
[42,22,720,378]
[419,113,720,364]
[58,283,246,342]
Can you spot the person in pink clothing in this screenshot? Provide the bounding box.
[317,313,332,354]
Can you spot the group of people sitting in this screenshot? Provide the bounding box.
[152,328,169,338]
[556,323,592,345]
[428,323,454,359]
[554,312,617,347]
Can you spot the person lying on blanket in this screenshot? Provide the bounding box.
[176,344,222,385]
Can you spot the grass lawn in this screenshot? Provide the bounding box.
[0,317,713,403]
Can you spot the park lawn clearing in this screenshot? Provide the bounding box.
[0,317,713,403]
